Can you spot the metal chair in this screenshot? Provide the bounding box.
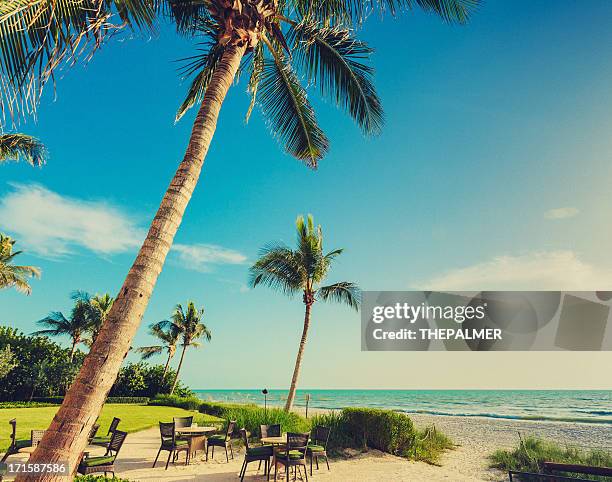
[91,417,121,447]
[153,421,190,469]
[206,420,236,462]
[274,432,309,482]
[239,428,273,481]
[0,419,31,462]
[307,425,331,475]
[78,430,127,477]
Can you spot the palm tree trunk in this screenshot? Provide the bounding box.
[162,352,172,381]
[19,43,247,481]
[171,344,188,395]
[69,339,77,363]
[284,302,312,412]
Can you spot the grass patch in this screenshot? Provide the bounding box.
[490,436,612,480]
[199,402,310,436]
[310,408,453,465]
[0,403,222,451]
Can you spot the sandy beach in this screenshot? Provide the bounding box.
[4,413,609,481]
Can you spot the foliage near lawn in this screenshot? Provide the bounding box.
[490,436,612,480]
[194,400,453,465]
[311,408,454,465]
[0,403,222,451]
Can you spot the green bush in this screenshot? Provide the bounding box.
[150,394,203,411]
[198,402,310,436]
[310,408,452,465]
[106,397,150,404]
[109,362,193,398]
[0,401,57,408]
[490,436,612,480]
[31,396,64,404]
[74,476,131,482]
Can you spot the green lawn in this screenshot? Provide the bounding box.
[0,404,222,451]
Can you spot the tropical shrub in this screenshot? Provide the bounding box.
[0,401,57,408]
[490,436,612,479]
[106,397,150,404]
[150,394,203,411]
[109,362,193,398]
[198,402,310,436]
[0,345,16,379]
[0,327,82,401]
[310,408,453,464]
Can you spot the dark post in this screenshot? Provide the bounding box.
[305,393,310,419]
[262,388,268,420]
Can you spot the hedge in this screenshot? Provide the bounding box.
[149,394,202,411]
[31,396,150,405]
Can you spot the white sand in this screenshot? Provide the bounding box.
[3,415,609,481]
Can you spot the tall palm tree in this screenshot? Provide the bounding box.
[0,133,47,166]
[136,320,181,382]
[250,215,359,411]
[0,233,41,295]
[32,295,94,362]
[158,302,212,394]
[9,1,478,476]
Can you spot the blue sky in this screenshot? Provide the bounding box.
[1,1,611,390]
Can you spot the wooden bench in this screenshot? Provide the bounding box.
[509,461,612,481]
[542,461,612,478]
[509,470,594,481]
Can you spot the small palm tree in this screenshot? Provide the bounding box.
[250,214,359,411]
[158,302,212,395]
[136,321,181,382]
[33,295,94,362]
[72,292,115,347]
[0,233,41,295]
[0,134,47,166]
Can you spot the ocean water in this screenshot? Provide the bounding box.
[193,389,612,424]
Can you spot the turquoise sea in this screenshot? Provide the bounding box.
[193,390,612,424]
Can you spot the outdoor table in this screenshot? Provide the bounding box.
[261,435,287,473]
[176,426,217,460]
[17,446,36,460]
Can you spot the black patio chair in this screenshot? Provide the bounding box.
[153,421,190,469]
[1,419,31,463]
[274,432,309,482]
[260,424,281,439]
[87,423,100,444]
[307,425,331,475]
[78,429,127,477]
[206,420,236,462]
[239,428,273,481]
[91,417,121,447]
[173,416,193,428]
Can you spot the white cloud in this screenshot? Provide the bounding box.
[173,243,247,272]
[0,184,248,271]
[418,251,612,290]
[0,184,144,257]
[544,207,579,220]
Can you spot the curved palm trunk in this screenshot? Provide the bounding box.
[284,302,312,412]
[170,344,188,395]
[69,339,78,363]
[19,44,246,481]
[162,351,173,380]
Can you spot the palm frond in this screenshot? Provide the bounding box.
[0,0,155,122]
[289,23,383,136]
[136,345,163,359]
[317,281,360,310]
[245,42,264,123]
[258,39,329,168]
[176,42,225,121]
[249,243,304,295]
[402,0,479,23]
[0,134,47,166]
[158,0,213,34]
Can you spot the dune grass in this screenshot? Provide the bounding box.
[490,436,612,480]
[0,403,222,452]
